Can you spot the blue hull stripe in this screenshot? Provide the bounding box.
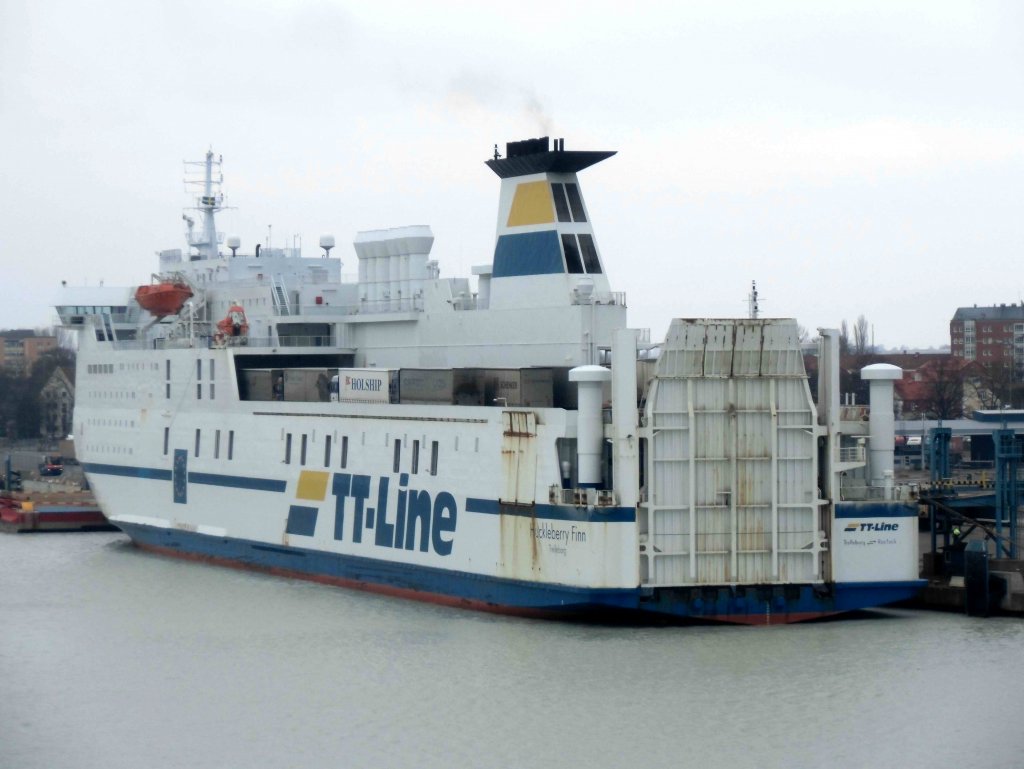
[82,462,173,481]
[114,521,924,621]
[835,502,918,519]
[84,463,287,493]
[465,497,636,523]
[188,472,288,493]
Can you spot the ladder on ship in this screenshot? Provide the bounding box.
[271,274,291,316]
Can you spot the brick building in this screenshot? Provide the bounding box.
[950,304,1024,377]
[0,330,58,375]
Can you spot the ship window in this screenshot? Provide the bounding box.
[412,440,420,474]
[197,383,202,399]
[578,234,602,274]
[393,439,401,473]
[564,183,587,222]
[166,383,171,399]
[430,440,439,476]
[300,434,308,466]
[340,436,349,469]
[163,427,169,456]
[210,358,215,379]
[324,435,332,467]
[215,429,221,459]
[562,235,584,274]
[551,183,571,222]
[210,382,215,399]
[197,360,202,380]
[285,433,292,464]
[228,430,235,460]
[195,429,201,457]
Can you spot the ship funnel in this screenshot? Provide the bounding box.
[861,363,902,494]
[483,137,616,310]
[569,365,611,488]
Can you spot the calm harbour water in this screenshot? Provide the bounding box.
[2,531,1023,769]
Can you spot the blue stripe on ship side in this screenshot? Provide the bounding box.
[82,463,173,481]
[465,498,636,523]
[835,502,918,519]
[189,473,288,493]
[114,522,923,620]
[83,463,287,493]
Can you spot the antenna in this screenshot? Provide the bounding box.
[493,144,501,161]
[748,280,760,319]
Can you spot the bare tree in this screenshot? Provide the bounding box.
[920,357,966,420]
[838,319,850,355]
[853,314,870,355]
[971,360,1021,410]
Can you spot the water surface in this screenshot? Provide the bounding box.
[2,532,1022,769]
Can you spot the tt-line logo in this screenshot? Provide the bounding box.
[844,522,900,533]
[288,471,457,557]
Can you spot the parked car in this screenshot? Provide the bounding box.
[39,454,64,477]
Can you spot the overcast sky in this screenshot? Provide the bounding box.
[2,1,1022,349]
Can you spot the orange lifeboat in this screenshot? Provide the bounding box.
[135,281,193,317]
[216,304,249,339]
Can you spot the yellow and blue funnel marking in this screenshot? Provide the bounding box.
[506,181,555,227]
[287,470,330,536]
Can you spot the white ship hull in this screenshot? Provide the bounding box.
[63,139,924,623]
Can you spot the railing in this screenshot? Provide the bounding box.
[549,486,619,507]
[572,291,627,307]
[838,445,866,464]
[149,334,337,350]
[839,484,902,502]
[840,405,869,421]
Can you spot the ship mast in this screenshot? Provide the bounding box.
[184,150,224,261]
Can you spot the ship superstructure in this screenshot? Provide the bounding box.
[56,138,924,623]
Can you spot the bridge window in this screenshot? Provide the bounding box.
[562,235,584,274]
[551,183,571,222]
[564,183,587,222]
[578,234,602,274]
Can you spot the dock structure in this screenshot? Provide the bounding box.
[913,424,1024,616]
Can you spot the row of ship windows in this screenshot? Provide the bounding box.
[85,417,136,429]
[282,432,447,477]
[87,362,159,374]
[82,444,134,456]
[87,390,138,401]
[165,427,236,461]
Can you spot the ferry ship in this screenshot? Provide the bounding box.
[56,137,924,623]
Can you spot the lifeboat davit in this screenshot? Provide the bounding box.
[135,281,193,317]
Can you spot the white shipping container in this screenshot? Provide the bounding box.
[331,369,396,403]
